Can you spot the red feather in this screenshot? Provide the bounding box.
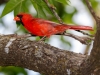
[14,13,93,37]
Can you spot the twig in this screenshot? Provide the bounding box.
[43,0,63,24]
[85,0,99,20]
[57,33,94,45]
[43,0,93,37]
[76,30,94,37]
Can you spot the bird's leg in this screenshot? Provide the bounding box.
[38,36,47,43]
[30,33,47,43]
[29,33,47,44]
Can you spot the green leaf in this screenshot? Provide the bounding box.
[48,0,54,4]
[54,0,69,5]
[37,0,53,15]
[1,0,25,18]
[30,0,47,18]
[14,0,29,16]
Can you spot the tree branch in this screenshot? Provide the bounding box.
[0,34,86,75]
[57,33,94,45]
[85,0,99,20]
[79,0,100,75]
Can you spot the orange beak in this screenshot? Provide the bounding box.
[14,16,20,21]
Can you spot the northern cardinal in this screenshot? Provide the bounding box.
[14,13,93,37]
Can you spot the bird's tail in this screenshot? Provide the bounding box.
[54,24,93,35]
[63,24,93,30]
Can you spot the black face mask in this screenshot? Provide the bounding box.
[16,15,24,26]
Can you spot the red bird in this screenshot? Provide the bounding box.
[14,13,93,37]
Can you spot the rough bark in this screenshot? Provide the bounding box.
[80,0,100,75]
[0,35,86,75]
[80,19,100,75]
